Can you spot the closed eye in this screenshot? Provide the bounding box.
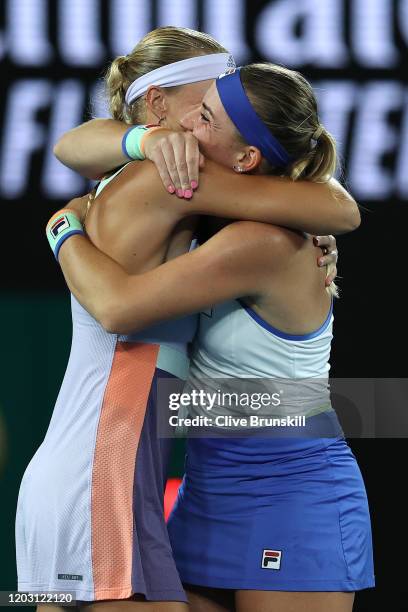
[200,112,210,123]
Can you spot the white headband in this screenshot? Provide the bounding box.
[125,53,236,106]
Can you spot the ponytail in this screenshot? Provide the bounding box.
[289,127,337,183]
[105,55,133,123]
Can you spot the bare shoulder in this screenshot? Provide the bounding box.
[198,221,306,281]
[98,160,176,210]
[114,159,162,192]
[213,221,304,254]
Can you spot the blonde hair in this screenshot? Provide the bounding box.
[105,26,228,125]
[240,63,339,297]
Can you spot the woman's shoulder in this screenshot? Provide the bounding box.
[95,159,177,211]
[215,220,306,254]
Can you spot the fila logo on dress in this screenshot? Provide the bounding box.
[261,549,282,570]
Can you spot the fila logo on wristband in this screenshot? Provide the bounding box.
[46,209,84,262]
[50,214,71,237]
[261,549,282,570]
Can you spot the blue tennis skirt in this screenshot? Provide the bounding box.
[168,422,375,592]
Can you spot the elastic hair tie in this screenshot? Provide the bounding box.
[312,125,324,141]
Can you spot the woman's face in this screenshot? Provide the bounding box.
[163,80,215,131]
[179,82,242,168]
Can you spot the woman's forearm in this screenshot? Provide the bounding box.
[53,119,129,179]
[58,234,129,330]
[54,121,360,234]
[57,220,278,336]
[186,163,360,235]
[137,129,360,235]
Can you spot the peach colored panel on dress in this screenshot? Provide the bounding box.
[91,342,159,600]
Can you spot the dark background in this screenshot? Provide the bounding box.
[0,1,407,610]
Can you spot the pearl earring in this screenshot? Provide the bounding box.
[233,165,243,172]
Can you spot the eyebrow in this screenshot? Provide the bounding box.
[202,102,215,118]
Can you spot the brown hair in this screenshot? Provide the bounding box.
[240,63,337,183]
[240,64,338,296]
[105,26,228,125]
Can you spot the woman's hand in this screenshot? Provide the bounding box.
[143,130,204,199]
[314,235,338,286]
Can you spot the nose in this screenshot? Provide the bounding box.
[180,108,197,131]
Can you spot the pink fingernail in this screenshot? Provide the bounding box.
[177,189,184,198]
[184,190,193,199]
[167,185,175,194]
[191,181,198,190]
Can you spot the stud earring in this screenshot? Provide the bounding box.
[233,165,243,172]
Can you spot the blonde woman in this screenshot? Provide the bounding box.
[48,62,372,612]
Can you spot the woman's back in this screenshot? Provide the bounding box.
[15,164,197,602]
[181,222,336,434]
[86,161,197,274]
[242,224,333,336]
[42,163,197,448]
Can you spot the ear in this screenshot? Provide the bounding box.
[234,146,262,173]
[145,86,168,123]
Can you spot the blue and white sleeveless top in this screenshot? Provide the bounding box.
[185,298,334,421]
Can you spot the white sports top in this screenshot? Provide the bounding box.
[186,298,334,420]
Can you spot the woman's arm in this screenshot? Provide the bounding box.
[169,160,360,235]
[55,123,360,234]
[58,220,281,335]
[103,158,358,237]
[137,132,359,236]
[53,119,129,179]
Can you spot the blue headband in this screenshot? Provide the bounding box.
[216,68,293,168]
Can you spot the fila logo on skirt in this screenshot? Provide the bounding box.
[261,549,282,570]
